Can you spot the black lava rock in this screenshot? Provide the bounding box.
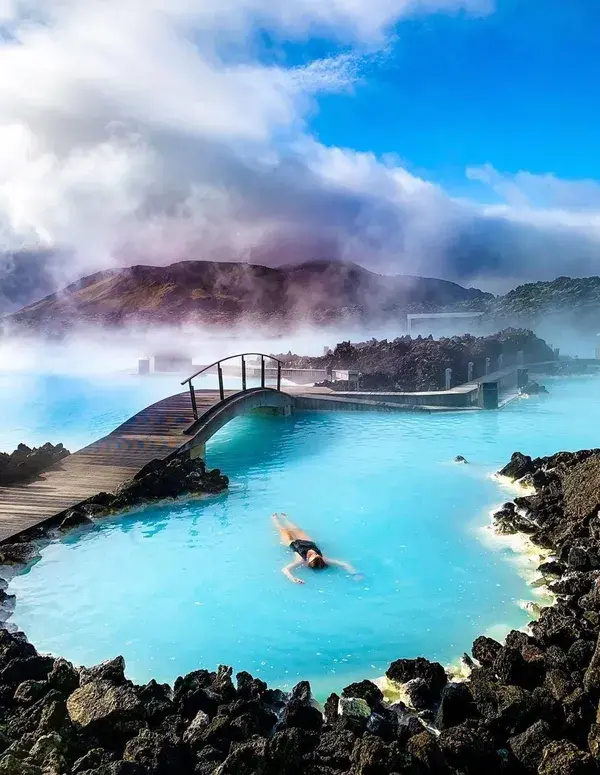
[472,636,503,667]
[498,452,534,481]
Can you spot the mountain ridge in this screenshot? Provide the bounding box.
[1,259,491,333]
[5,259,600,336]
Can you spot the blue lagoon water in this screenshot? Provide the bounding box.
[7,375,600,696]
[0,371,273,453]
[0,372,180,453]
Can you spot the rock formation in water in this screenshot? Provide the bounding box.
[1,448,600,772]
[0,443,70,487]
[305,328,554,392]
[58,457,229,531]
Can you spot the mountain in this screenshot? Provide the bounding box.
[1,259,491,333]
[488,276,600,332]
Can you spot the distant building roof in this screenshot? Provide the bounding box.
[406,312,485,320]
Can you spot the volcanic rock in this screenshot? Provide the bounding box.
[59,509,93,531]
[80,655,126,686]
[438,721,499,774]
[0,542,40,567]
[123,727,184,774]
[406,730,449,772]
[341,680,383,711]
[0,443,70,487]
[48,658,79,695]
[281,682,323,731]
[386,657,447,705]
[538,740,595,774]
[435,682,477,729]
[584,633,600,694]
[72,748,115,773]
[498,452,534,481]
[507,719,553,772]
[213,736,267,775]
[66,679,143,730]
[472,636,503,667]
[110,457,228,511]
[339,697,371,719]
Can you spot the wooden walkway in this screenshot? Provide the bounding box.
[0,390,239,542]
[0,387,334,543]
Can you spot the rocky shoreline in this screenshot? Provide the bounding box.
[0,455,229,567]
[0,443,70,487]
[1,450,600,773]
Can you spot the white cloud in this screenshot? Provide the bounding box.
[467,163,600,212]
[0,0,492,282]
[467,163,600,269]
[1,0,600,299]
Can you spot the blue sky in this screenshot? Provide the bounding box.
[306,0,600,198]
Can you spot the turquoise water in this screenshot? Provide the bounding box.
[0,372,180,453]
[0,371,272,453]
[7,375,600,696]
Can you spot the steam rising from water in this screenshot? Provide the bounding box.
[0,324,374,376]
[0,313,596,380]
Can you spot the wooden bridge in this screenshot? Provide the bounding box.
[0,353,374,543]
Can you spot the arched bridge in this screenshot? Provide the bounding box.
[0,354,322,541]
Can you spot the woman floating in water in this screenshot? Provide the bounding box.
[272,513,359,584]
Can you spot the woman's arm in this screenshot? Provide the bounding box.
[324,557,357,574]
[282,557,304,584]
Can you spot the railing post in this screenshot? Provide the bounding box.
[277,361,281,391]
[261,356,265,388]
[445,368,452,390]
[241,356,246,391]
[188,381,198,420]
[217,363,224,401]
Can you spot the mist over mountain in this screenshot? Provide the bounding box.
[5,258,600,347]
[1,259,490,334]
[488,276,600,335]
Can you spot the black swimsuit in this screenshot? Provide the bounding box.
[290,539,322,561]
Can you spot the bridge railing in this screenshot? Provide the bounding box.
[181,353,283,420]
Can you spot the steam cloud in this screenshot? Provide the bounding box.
[1,0,600,300]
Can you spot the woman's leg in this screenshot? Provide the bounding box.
[272,514,296,545]
[282,517,311,541]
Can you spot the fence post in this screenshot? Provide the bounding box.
[445,368,452,390]
[277,362,281,391]
[217,363,224,401]
[241,356,246,391]
[485,357,491,375]
[467,362,474,382]
[261,356,265,388]
[188,381,198,420]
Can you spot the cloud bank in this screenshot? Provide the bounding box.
[0,0,599,300]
